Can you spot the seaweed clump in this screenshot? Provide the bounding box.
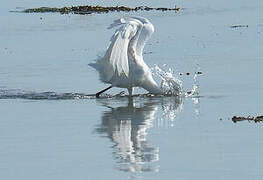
[230,25,249,29]
[23,5,180,14]
[232,115,263,123]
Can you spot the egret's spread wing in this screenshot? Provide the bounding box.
[108,17,154,57]
[105,18,143,78]
[130,17,154,57]
[106,23,135,77]
[90,17,153,84]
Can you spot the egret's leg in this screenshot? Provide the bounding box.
[96,86,112,98]
[128,87,134,97]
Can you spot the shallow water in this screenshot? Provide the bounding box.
[1,0,263,180]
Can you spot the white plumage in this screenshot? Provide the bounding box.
[89,17,162,97]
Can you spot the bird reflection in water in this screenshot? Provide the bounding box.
[95,96,182,172]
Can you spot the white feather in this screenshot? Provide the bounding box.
[89,17,162,95]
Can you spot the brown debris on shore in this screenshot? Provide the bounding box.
[23,5,180,14]
[230,25,248,29]
[232,115,263,123]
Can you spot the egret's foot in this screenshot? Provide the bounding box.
[115,91,126,97]
[95,93,100,98]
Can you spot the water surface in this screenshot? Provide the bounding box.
[1,0,263,179]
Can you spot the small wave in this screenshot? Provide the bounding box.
[0,89,94,100]
[0,88,178,100]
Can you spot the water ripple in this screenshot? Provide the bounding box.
[0,89,94,100]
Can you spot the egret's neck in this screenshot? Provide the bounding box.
[136,23,154,57]
[142,77,163,95]
[136,43,145,57]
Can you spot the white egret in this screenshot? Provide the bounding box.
[89,17,163,97]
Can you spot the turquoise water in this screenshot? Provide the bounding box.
[1,0,263,179]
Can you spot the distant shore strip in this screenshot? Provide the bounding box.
[23,5,180,14]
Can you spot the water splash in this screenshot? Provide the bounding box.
[185,64,202,97]
[151,64,202,97]
[152,64,183,96]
